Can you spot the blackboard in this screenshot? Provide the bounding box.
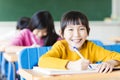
[0,0,111,21]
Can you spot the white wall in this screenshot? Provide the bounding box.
[111,0,120,20]
[0,22,16,34]
[88,21,120,44]
[0,21,120,44]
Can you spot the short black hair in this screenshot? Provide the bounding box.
[16,17,30,30]
[60,11,90,35]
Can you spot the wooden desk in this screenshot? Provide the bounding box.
[0,40,10,78]
[19,69,120,80]
[5,46,25,54]
[3,46,25,62]
[3,53,18,62]
[3,46,25,80]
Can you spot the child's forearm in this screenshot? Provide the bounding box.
[106,60,120,67]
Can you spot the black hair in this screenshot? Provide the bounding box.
[16,17,30,30]
[60,11,90,35]
[28,10,59,46]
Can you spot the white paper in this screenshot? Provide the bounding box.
[33,64,99,75]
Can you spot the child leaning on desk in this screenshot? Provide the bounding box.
[38,11,120,73]
[10,10,61,46]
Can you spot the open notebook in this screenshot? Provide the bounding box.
[33,64,99,75]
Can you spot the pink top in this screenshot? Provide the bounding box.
[10,29,44,46]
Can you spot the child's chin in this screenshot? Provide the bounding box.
[75,45,82,49]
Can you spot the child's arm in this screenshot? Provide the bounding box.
[66,59,90,70]
[98,60,120,73]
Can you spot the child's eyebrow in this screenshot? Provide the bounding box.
[79,26,85,28]
[79,25,86,27]
[66,25,73,27]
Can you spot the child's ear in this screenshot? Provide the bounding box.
[59,29,64,38]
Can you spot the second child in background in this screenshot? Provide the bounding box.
[38,11,120,73]
[10,10,61,47]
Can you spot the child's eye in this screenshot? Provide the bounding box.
[80,28,85,30]
[68,28,73,31]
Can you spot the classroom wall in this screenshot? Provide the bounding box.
[88,21,120,44]
[0,21,120,44]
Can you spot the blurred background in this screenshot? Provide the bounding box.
[0,0,120,44]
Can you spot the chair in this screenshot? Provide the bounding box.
[0,51,4,79]
[91,40,120,53]
[90,40,104,47]
[0,52,3,73]
[1,52,9,80]
[103,44,120,53]
[18,46,51,80]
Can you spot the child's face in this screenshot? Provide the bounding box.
[33,28,47,39]
[63,24,88,50]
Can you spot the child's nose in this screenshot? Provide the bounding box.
[73,30,80,37]
[38,32,44,38]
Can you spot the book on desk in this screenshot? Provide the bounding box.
[33,64,99,75]
[33,64,120,75]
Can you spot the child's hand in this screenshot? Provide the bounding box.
[97,60,117,73]
[66,59,90,71]
[31,44,40,47]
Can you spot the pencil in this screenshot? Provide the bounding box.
[73,46,92,69]
[73,47,84,59]
[31,36,37,44]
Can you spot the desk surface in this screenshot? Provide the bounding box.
[19,69,120,80]
[5,46,25,53]
[3,46,25,62]
[3,53,18,62]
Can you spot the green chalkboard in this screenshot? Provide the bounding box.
[0,0,111,21]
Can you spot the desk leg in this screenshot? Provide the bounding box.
[11,62,16,80]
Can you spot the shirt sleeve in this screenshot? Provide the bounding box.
[90,41,120,62]
[10,29,29,46]
[38,40,69,69]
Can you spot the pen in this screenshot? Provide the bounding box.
[73,47,84,59]
[31,36,37,44]
[73,46,93,69]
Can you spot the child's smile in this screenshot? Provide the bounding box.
[72,38,82,43]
